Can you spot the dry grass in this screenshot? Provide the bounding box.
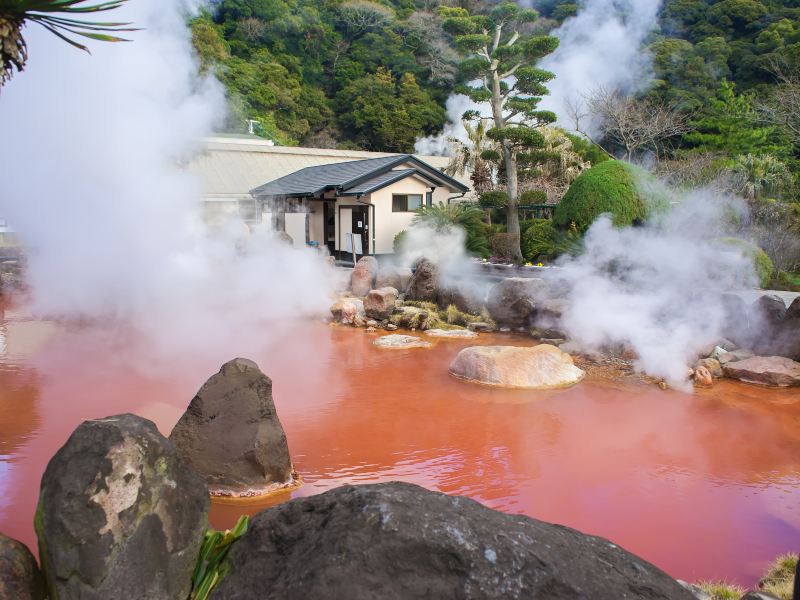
[759,553,798,599]
[696,580,746,600]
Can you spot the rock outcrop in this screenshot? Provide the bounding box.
[364,287,398,320]
[424,329,478,339]
[0,533,46,600]
[170,358,296,496]
[723,356,800,387]
[212,481,694,600]
[350,256,379,297]
[376,265,412,293]
[36,413,209,600]
[373,334,432,349]
[487,277,549,328]
[449,344,585,389]
[406,259,439,303]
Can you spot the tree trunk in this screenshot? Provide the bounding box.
[491,72,523,263]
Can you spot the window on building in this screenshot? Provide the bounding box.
[392,194,423,212]
[238,199,259,223]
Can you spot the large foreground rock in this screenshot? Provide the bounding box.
[723,356,800,387]
[364,287,398,320]
[170,358,296,496]
[0,533,46,600]
[487,277,549,328]
[212,482,693,600]
[406,258,439,303]
[450,344,584,389]
[350,256,378,296]
[36,414,208,600]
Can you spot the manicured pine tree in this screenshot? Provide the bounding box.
[440,3,559,263]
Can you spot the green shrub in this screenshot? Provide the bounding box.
[770,270,800,291]
[519,189,548,205]
[393,230,406,253]
[554,160,667,233]
[522,219,559,262]
[490,233,520,260]
[479,190,509,208]
[716,237,775,288]
[413,202,490,257]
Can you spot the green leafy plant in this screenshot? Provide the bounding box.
[190,515,249,600]
[716,237,775,288]
[1,0,137,85]
[393,229,406,253]
[413,201,490,257]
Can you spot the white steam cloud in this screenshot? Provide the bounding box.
[0,0,336,367]
[554,189,756,390]
[539,0,662,133]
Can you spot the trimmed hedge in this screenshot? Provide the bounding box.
[554,160,666,233]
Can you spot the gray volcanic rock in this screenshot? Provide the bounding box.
[723,356,800,387]
[754,294,787,326]
[36,413,208,600]
[212,482,694,600]
[487,277,549,328]
[406,258,439,303]
[373,334,432,349]
[170,358,295,496]
[376,265,412,293]
[0,533,46,600]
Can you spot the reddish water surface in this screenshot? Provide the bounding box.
[0,299,798,587]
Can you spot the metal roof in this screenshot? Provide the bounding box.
[185,137,468,201]
[250,154,469,199]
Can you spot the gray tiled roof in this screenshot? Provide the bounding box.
[250,155,404,197]
[249,153,468,198]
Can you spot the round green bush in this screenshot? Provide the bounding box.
[479,190,509,208]
[554,160,666,233]
[716,237,775,288]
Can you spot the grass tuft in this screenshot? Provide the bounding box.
[759,553,798,600]
[190,515,249,600]
[695,580,746,600]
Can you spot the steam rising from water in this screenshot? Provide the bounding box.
[0,0,336,368]
[554,189,755,390]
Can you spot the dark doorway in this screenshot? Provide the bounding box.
[351,206,369,255]
[323,202,336,255]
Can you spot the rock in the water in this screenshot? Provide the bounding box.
[487,277,548,328]
[696,358,722,378]
[36,413,209,600]
[374,334,432,349]
[350,256,378,296]
[170,358,296,496]
[406,258,439,303]
[723,356,800,387]
[212,482,693,600]
[0,533,46,600]
[330,297,365,325]
[364,287,398,320]
[449,344,584,389]
[693,366,713,387]
[424,328,478,339]
[376,265,412,292]
[468,322,494,333]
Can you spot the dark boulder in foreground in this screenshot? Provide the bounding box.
[0,533,46,600]
[36,413,208,600]
[212,482,693,600]
[170,358,296,496]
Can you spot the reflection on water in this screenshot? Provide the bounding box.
[0,298,798,587]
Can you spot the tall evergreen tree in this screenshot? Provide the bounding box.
[441,3,559,262]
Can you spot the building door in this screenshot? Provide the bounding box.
[351,206,369,255]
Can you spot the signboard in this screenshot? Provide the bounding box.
[345,232,363,256]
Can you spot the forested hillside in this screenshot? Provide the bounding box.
[193,0,800,157]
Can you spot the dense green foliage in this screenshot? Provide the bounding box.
[192,1,451,147]
[554,161,657,233]
[412,201,490,257]
[521,218,582,262]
